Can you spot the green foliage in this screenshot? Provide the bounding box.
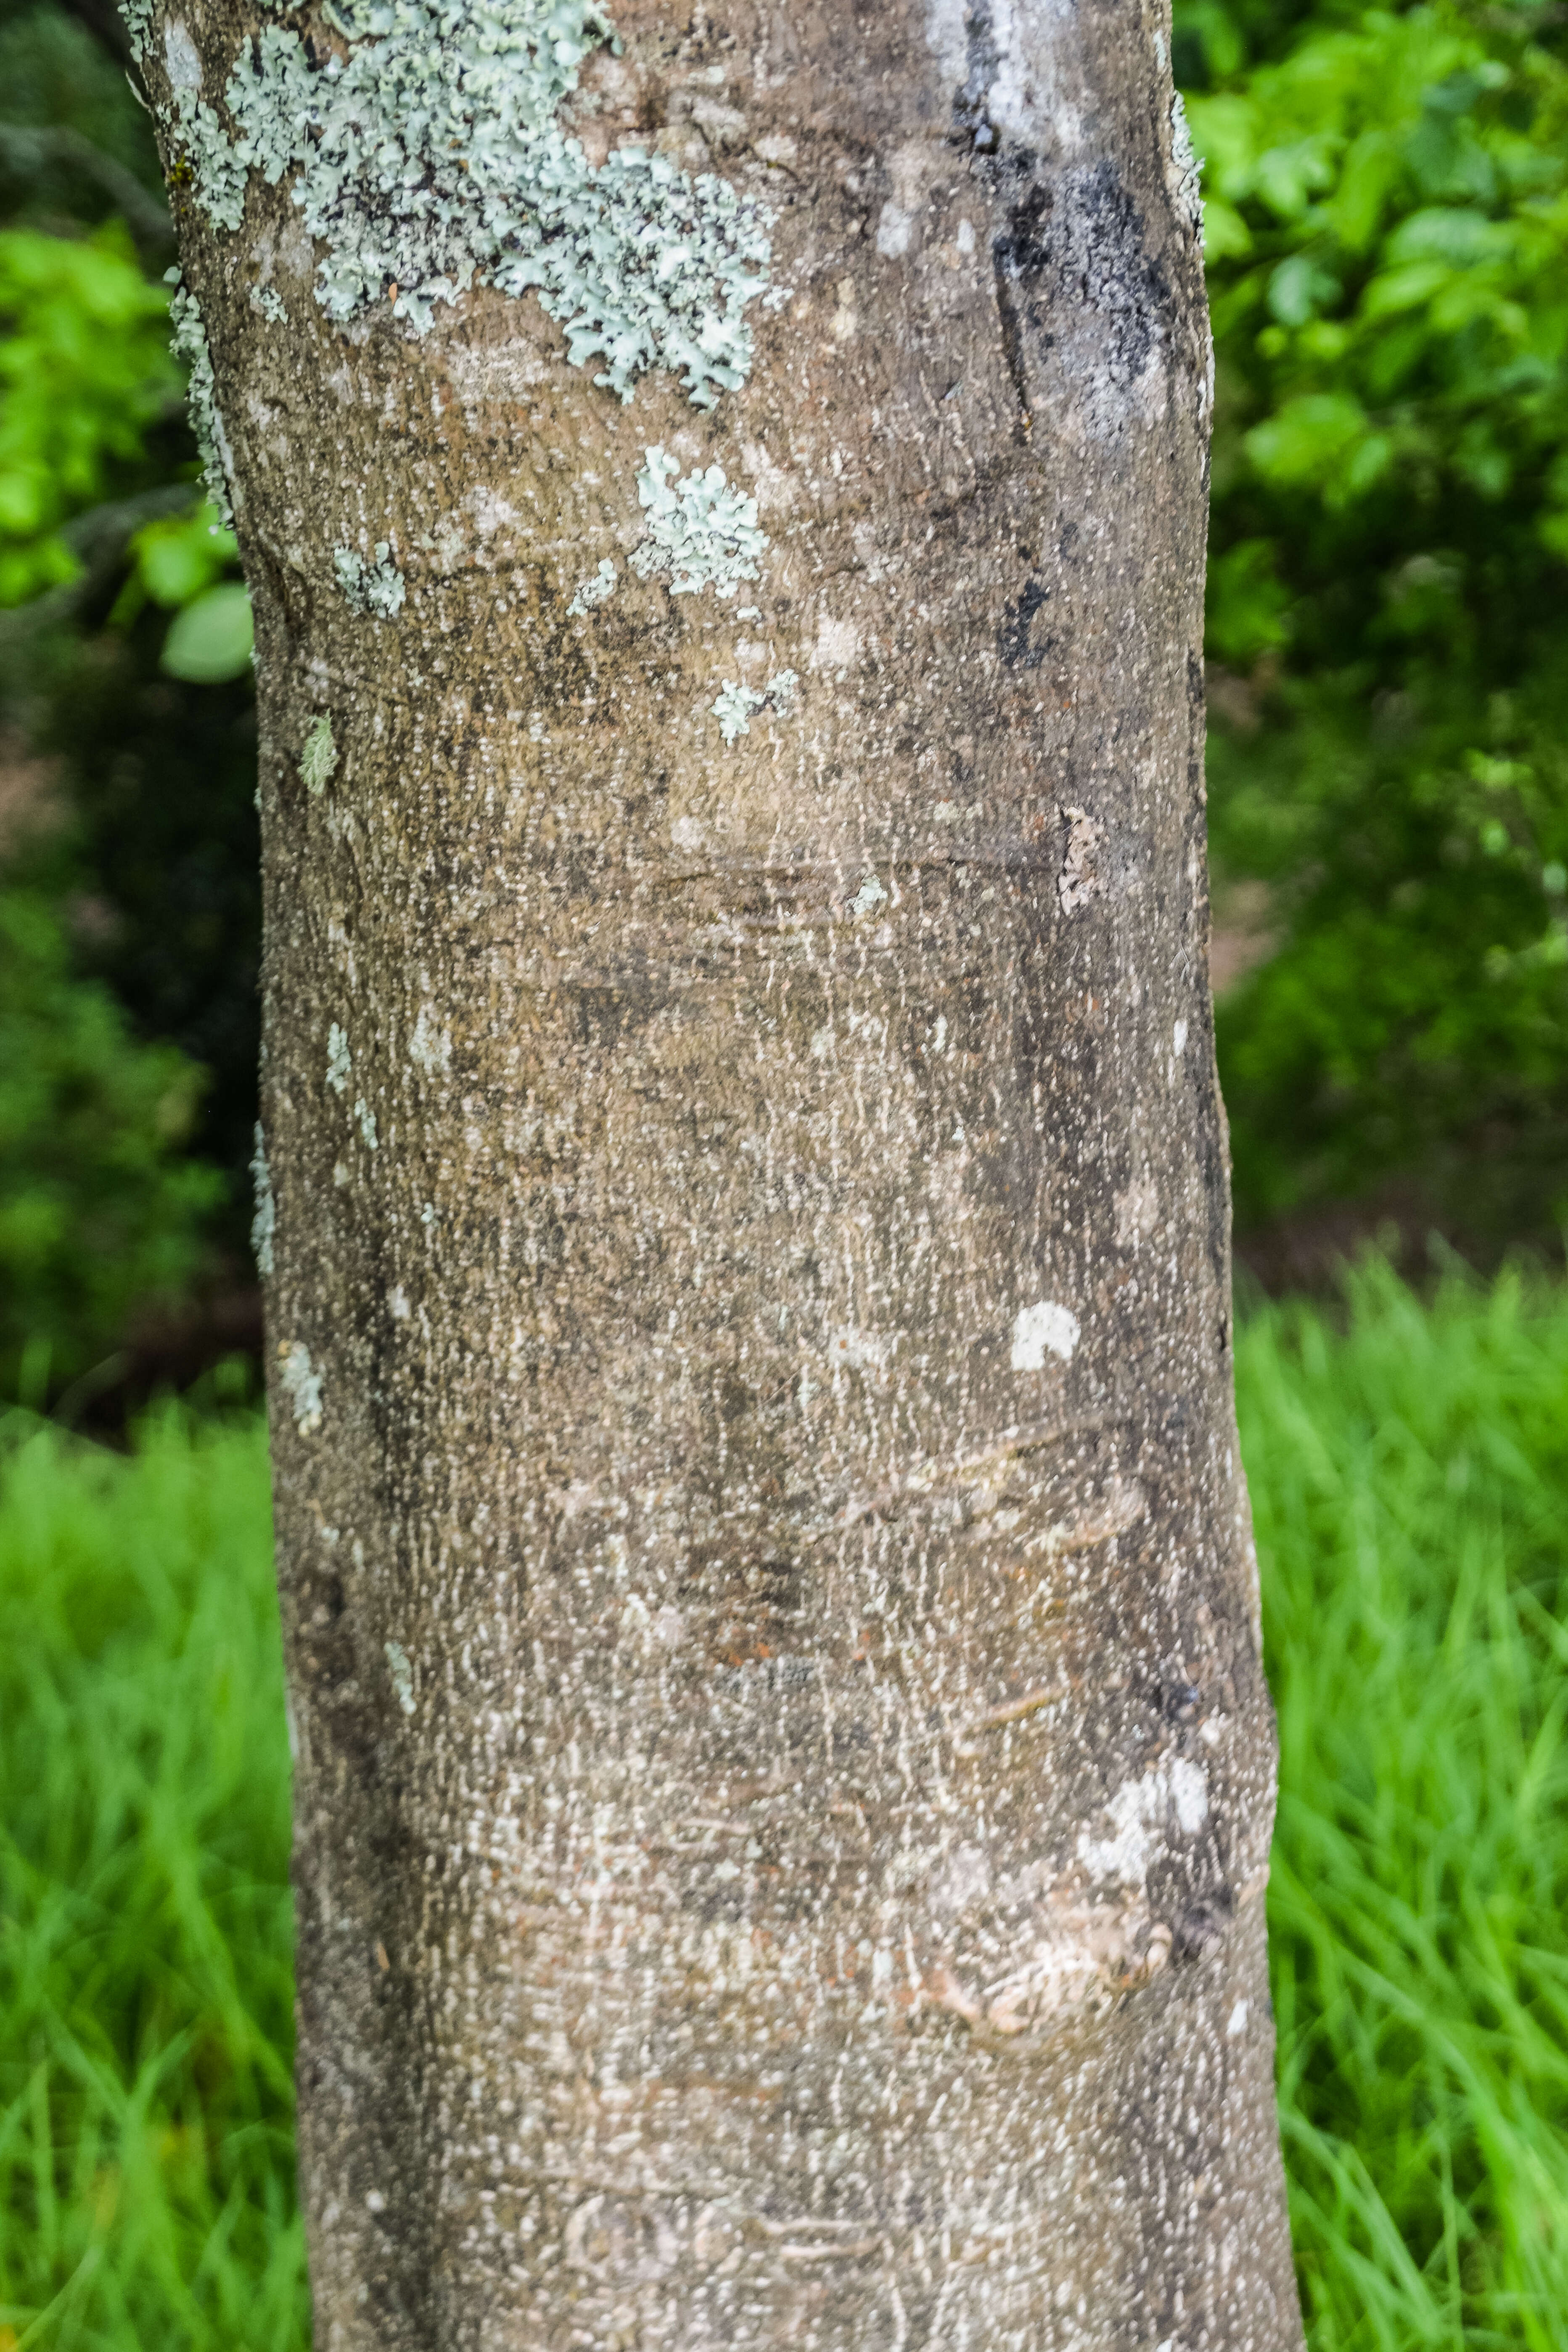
[3,1272,1568,2344]
[0,1406,305,2349]
[1244,1261,1568,2343]
[0,224,177,605]
[0,888,221,1396]
[1183,0,1568,1230]
[160,583,255,684]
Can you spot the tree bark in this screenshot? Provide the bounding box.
[147,0,1304,2340]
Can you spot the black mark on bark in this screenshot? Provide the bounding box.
[1000,577,1051,669]
[952,2,1000,151]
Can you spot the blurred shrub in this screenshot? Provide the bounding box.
[0,222,177,605]
[1185,0,1568,1237]
[0,886,221,1396]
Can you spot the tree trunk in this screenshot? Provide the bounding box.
[146,0,1304,2339]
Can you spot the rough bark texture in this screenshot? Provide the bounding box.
[149,0,1304,2341]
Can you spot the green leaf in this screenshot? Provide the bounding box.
[159,582,253,682]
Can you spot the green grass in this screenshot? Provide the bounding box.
[0,1402,304,2351]
[3,1265,1568,2346]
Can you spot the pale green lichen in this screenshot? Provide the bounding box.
[250,1122,275,1277]
[354,1097,379,1150]
[166,272,233,528]
[334,542,406,619]
[119,0,153,64]
[629,447,765,597]
[711,669,796,745]
[567,557,617,616]
[301,714,338,794]
[326,1021,352,1094]
[164,0,772,408]
[251,284,288,323]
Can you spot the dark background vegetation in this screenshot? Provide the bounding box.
[1,0,1566,1404]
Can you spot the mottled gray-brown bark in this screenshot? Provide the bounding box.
[146,0,1304,2339]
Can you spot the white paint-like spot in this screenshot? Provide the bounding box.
[928,1843,991,1915]
[829,1327,890,1376]
[813,612,861,673]
[250,1122,275,1277]
[1171,1755,1210,1833]
[164,19,203,88]
[365,2188,389,2212]
[1113,1175,1158,1250]
[1078,1758,1210,1890]
[326,1022,352,1095]
[955,217,976,257]
[384,1642,415,1716]
[1010,1299,1079,1370]
[875,201,914,258]
[848,873,888,918]
[388,1286,410,1320]
[1226,1999,1251,2038]
[278,1340,323,1436]
[1173,1018,1189,1056]
[408,1004,451,1076]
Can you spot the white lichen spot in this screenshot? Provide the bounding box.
[301,713,338,795]
[355,1097,379,1150]
[766,668,798,715]
[1174,1017,1189,1056]
[388,1286,410,1319]
[1078,1757,1209,1891]
[384,1640,416,1714]
[326,1022,352,1095]
[1058,804,1104,914]
[630,448,765,598]
[278,1340,323,1435]
[1227,1998,1251,2037]
[848,873,888,918]
[163,0,771,407]
[251,283,288,324]
[1010,1299,1079,1370]
[566,557,617,616]
[166,272,233,527]
[408,1004,452,1076]
[875,201,914,258]
[163,20,202,89]
[1113,1175,1159,1250]
[250,1122,275,1277]
[334,543,406,619]
[1169,93,1205,244]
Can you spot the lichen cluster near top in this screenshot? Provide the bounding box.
[156,0,772,409]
